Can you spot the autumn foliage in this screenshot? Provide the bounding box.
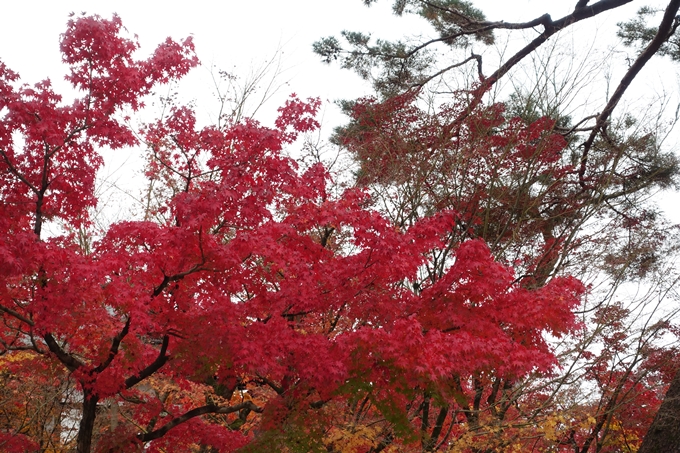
[331,88,677,452]
[2,13,672,453]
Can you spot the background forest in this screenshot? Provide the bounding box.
[2,1,680,452]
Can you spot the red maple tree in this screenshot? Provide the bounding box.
[0,15,584,453]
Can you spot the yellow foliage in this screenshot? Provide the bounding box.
[0,350,35,367]
[325,425,381,453]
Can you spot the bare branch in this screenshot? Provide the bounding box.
[579,0,680,187]
[485,0,635,88]
[413,54,483,88]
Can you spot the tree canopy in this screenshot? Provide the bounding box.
[1,2,680,452]
[315,0,680,451]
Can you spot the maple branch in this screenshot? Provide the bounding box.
[29,331,46,354]
[310,399,330,409]
[0,343,36,353]
[152,140,192,183]
[152,262,206,297]
[137,401,263,442]
[428,406,450,451]
[2,122,90,239]
[578,0,680,187]
[92,316,131,374]
[43,333,84,372]
[257,375,284,394]
[353,394,372,425]
[0,304,34,326]
[434,415,456,451]
[328,302,348,334]
[452,376,474,425]
[472,377,484,414]
[420,392,431,435]
[578,371,630,452]
[487,377,502,417]
[440,325,461,333]
[497,380,516,422]
[319,226,335,248]
[0,317,42,354]
[0,150,37,193]
[33,142,55,238]
[152,275,175,298]
[0,329,42,354]
[42,124,90,160]
[125,335,169,389]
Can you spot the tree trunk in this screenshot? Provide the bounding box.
[638,368,680,453]
[76,391,99,453]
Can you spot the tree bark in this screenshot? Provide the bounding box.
[638,368,680,453]
[76,391,99,453]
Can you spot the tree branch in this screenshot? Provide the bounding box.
[485,0,634,88]
[125,335,169,389]
[0,304,35,326]
[428,406,449,451]
[438,0,634,137]
[413,54,482,88]
[579,0,680,187]
[257,374,284,395]
[43,333,84,372]
[92,316,131,374]
[0,150,37,193]
[137,401,263,442]
[152,262,205,297]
